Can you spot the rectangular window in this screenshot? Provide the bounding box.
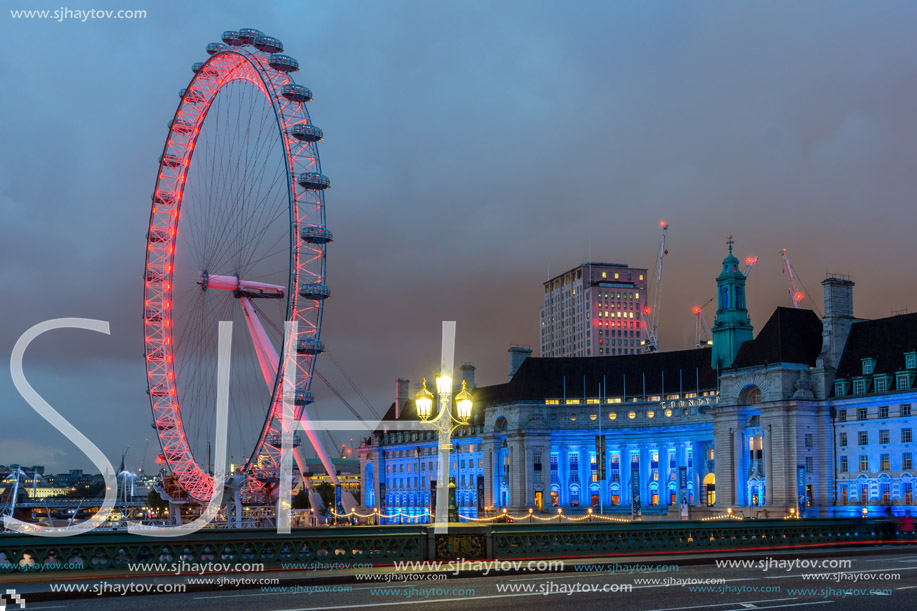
[907,353,917,369]
[858,431,868,446]
[880,453,890,471]
[840,456,848,473]
[881,482,891,504]
[836,381,847,397]
[905,482,914,505]
[569,453,579,483]
[904,453,913,471]
[838,409,847,422]
[839,483,848,506]
[899,374,911,391]
[876,378,887,393]
[903,404,912,417]
[863,358,876,375]
[859,455,869,472]
[880,406,890,419]
[880,429,890,444]
[858,408,868,421]
[805,433,813,448]
[854,379,866,395]
[805,456,813,471]
[904,428,913,443]
[840,433,847,447]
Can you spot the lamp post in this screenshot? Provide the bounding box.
[415,375,474,526]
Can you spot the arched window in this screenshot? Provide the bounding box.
[740,385,762,405]
[703,473,716,506]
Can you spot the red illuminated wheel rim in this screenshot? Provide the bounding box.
[143,30,330,501]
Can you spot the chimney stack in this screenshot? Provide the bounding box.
[508,346,532,380]
[460,363,476,389]
[819,277,855,371]
[395,378,410,419]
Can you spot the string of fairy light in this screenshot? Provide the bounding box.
[324,507,760,523]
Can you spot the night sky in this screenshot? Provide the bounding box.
[2,1,917,472]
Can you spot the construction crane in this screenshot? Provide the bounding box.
[743,256,758,277]
[780,248,804,308]
[694,255,756,347]
[693,298,715,347]
[641,221,668,352]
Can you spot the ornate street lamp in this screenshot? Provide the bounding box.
[455,381,473,423]
[414,372,474,524]
[415,379,434,420]
[414,379,473,427]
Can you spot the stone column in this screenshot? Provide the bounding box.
[481,439,495,509]
[733,427,744,506]
[765,425,773,507]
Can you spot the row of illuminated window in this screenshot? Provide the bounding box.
[593,320,640,329]
[837,372,915,396]
[837,404,911,421]
[837,482,913,506]
[839,428,912,446]
[839,453,914,473]
[597,271,644,282]
[383,443,479,457]
[599,347,641,355]
[592,290,640,299]
[596,310,636,319]
[386,457,483,472]
[861,353,917,375]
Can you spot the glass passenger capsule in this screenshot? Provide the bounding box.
[268,54,299,72]
[291,124,323,142]
[297,173,331,190]
[298,283,331,300]
[280,84,312,103]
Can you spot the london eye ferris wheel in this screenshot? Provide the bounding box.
[142,29,337,502]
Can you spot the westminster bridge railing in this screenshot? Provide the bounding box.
[0,518,903,573]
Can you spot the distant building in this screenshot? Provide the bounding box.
[301,457,361,500]
[539,262,648,357]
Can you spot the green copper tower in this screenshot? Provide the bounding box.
[711,237,753,369]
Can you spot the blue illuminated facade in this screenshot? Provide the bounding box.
[360,249,917,519]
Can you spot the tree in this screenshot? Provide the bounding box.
[147,489,169,511]
[315,482,335,509]
[291,488,309,510]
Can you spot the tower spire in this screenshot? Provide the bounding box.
[711,236,753,369]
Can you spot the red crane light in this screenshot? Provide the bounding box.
[692,306,701,314]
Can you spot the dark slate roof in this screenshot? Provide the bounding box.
[732,307,823,369]
[483,348,717,406]
[376,388,496,425]
[835,312,917,381]
[369,349,716,430]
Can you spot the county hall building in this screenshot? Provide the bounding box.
[359,244,917,519]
